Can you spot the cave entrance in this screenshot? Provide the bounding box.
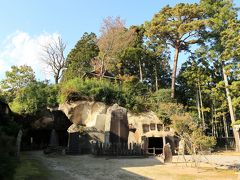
[148,137,163,154]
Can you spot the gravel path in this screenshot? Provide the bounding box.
[27,151,157,180]
[25,151,239,180]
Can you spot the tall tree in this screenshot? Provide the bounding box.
[10,81,48,115]
[97,17,136,75]
[120,25,171,90]
[62,32,99,82]
[41,36,66,84]
[118,25,147,82]
[220,19,240,151]
[200,0,240,151]
[0,65,36,102]
[180,56,212,130]
[145,3,206,98]
[145,36,171,91]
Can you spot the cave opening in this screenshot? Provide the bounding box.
[148,137,163,154]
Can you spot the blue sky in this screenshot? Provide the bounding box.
[0,0,239,82]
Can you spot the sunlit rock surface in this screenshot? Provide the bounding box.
[60,101,174,145]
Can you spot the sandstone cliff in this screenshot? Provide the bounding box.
[59,101,174,144]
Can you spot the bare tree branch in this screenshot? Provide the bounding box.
[41,36,66,84]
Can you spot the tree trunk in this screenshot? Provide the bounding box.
[222,61,240,151]
[155,62,158,91]
[198,84,205,130]
[211,102,215,136]
[54,74,59,84]
[171,44,180,98]
[100,53,107,77]
[139,59,143,82]
[213,100,218,137]
[196,90,201,120]
[223,114,229,138]
[163,124,166,146]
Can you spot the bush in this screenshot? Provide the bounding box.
[10,81,59,115]
[59,78,148,112]
[150,89,174,103]
[171,113,216,154]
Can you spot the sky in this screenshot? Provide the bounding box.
[0,0,239,82]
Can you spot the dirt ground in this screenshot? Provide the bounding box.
[24,151,239,180]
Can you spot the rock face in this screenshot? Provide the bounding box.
[60,102,129,144]
[59,101,174,144]
[104,104,129,143]
[128,111,174,144]
[32,110,71,130]
[59,101,108,128]
[0,100,12,123]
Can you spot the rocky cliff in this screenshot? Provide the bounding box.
[59,100,174,144]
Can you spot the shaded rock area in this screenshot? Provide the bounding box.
[0,100,11,118]
[21,110,71,150]
[104,104,129,144]
[67,124,105,154]
[31,110,71,130]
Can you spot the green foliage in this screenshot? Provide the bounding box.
[232,120,240,126]
[145,3,207,97]
[62,32,99,82]
[191,130,216,151]
[150,89,173,103]
[145,3,206,49]
[45,84,59,107]
[171,113,216,152]
[10,81,58,115]
[59,78,147,112]
[121,81,148,112]
[0,90,6,102]
[0,65,36,102]
[147,89,184,124]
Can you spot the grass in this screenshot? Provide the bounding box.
[14,153,52,180]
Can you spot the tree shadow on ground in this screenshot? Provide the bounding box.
[26,151,164,180]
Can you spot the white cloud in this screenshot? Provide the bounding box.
[0,31,61,81]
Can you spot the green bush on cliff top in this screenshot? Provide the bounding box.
[58,78,147,112]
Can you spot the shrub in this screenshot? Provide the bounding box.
[58,78,148,112]
[171,113,216,154]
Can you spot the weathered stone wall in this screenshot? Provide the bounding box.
[127,112,174,144]
[59,101,108,127]
[59,101,176,151]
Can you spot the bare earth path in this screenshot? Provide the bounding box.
[25,151,239,180]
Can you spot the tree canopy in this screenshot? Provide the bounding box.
[61,32,99,82]
[145,3,206,98]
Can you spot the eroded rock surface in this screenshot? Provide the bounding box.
[59,101,108,127]
[60,101,173,143]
